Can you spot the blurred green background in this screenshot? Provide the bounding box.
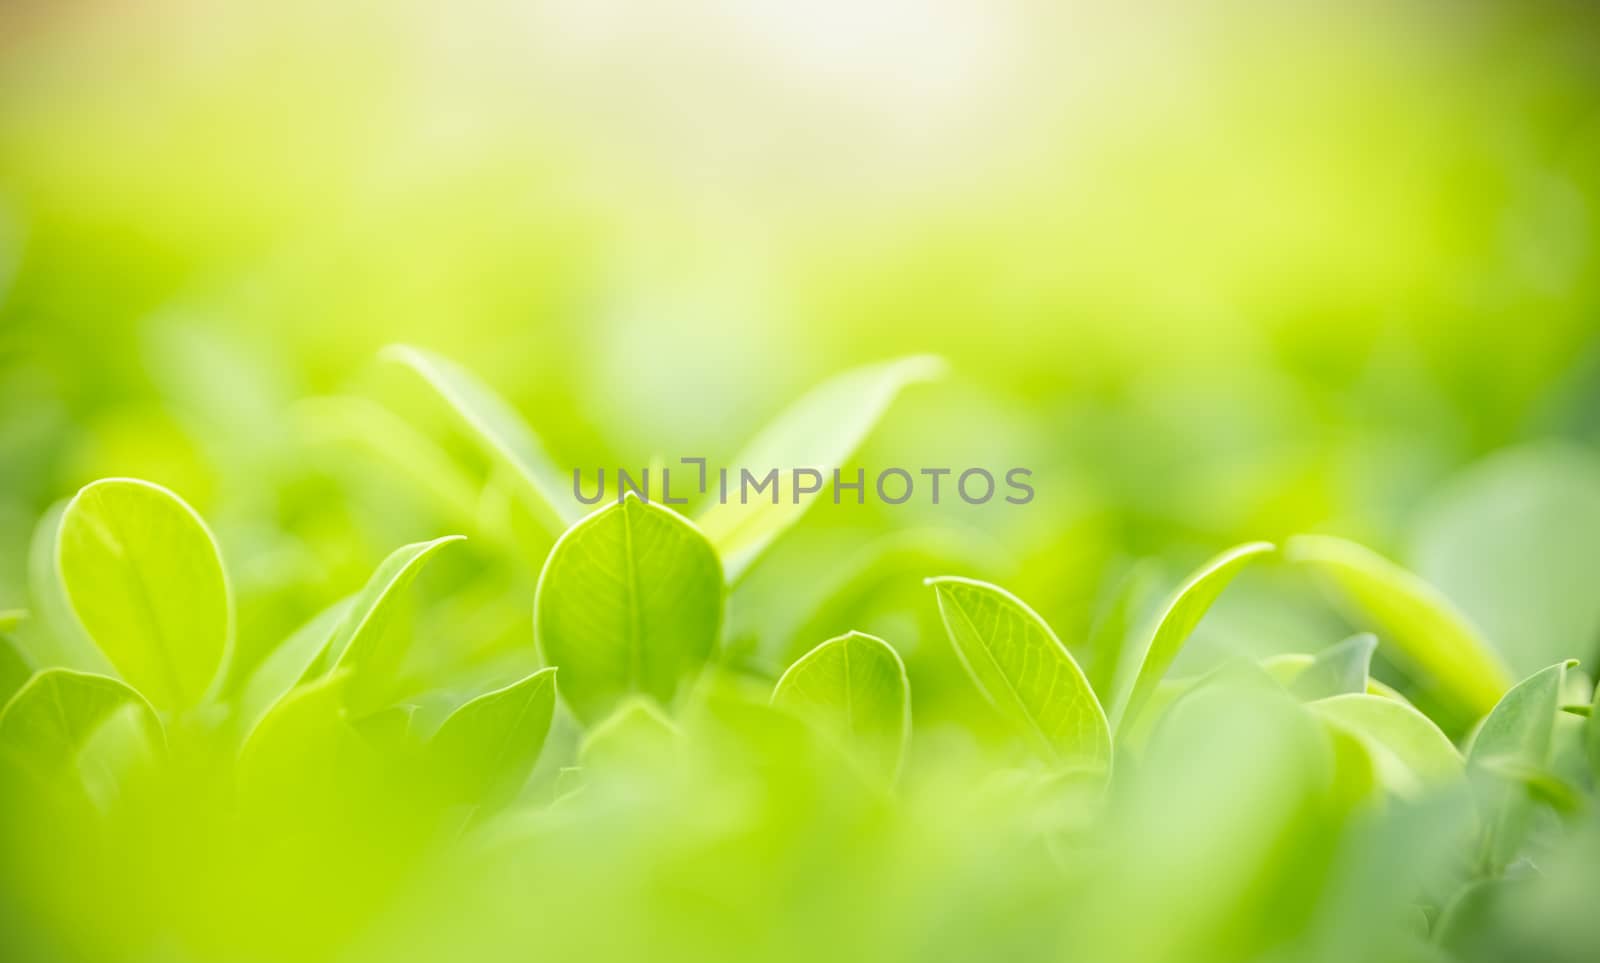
[4,0,1597,675]
[2,2,1600,960]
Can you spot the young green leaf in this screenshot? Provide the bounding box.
[235,598,353,739]
[321,535,465,714]
[1113,542,1275,729]
[772,631,910,778]
[1467,660,1574,872]
[536,495,723,725]
[1307,694,1462,797]
[1467,661,1573,766]
[926,576,1110,774]
[1289,633,1378,701]
[1286,534,1513,719]
[0,669,162,777]
[428,666,557,808]
[695,355,945,579]
[56,478,231,714]
[383,344,572,535]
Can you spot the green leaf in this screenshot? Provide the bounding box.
[320,535,465,714]
[235,598,353,739]
[0,669,162,780]
[1289,633,1378,701]
[56,478,231,714]
[428,667,557,808]
[0,610,24,633]
[925,576,1110,774]
[1467,660,1575,872]
[536,495,723,725]
[695,355,945,579]
[1286,534,1513,719]
[1112,542,1275,729]
[383,344,572,535]
[1412,445,1600,676]
[772,631,910,778]
[1307,694,1462,797]
[1468,661,1573,766]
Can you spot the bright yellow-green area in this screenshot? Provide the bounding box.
[2,2,1600,962]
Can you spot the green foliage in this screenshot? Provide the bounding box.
[1111,541,1274,728]
[56,479,231,714]
[319,535,466,713]
[926,576,1110,774]
[536,495,723,725]
[5,347,1600,963]
[771,631,910,778]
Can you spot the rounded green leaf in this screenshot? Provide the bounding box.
[428,667,558,808]
[1286,534,1513,719]
[926,576,1110,774]
[1113,542,1275,729]
[535,495,723,725]
[772,631,910,778]
[0,669,162,778]
[56,478,231,714]
[1307,693,1462,797]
